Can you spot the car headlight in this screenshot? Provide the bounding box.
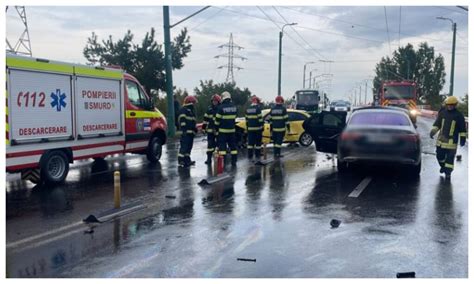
[410,109,418,116]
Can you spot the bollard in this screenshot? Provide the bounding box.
[114,171,121,209]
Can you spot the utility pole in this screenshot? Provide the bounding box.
[215,33,246,83]
[163,6,210,137]
[303,61,315,89]
[359,85,362,105]
[278,23,297,96]
[365,80,368,104]
[437,16,456,96]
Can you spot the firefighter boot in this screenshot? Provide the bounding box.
[248,149,254,160]
[205,153,213,165]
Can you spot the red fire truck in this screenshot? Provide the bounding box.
[375,80,418,122]
[6,55,167,184]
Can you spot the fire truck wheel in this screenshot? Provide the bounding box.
[147,136,163,163]
[40,150,69,184]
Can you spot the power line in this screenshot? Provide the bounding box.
[272,6,326,60]
[280,6,458,45]
[189,6,227,31]
[218,6,385,44]
[384,6,392,55]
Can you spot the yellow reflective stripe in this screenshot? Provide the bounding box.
[271,116,285,120]
[206,129,214,133]
[432,126,439,131]
[273,127,286,131]
[74,66,123,79]
[246,115,259,119]
[178,154,185,157]
[180,123,186,126]
[231,150,238,154]
[222,115,236,119]
[449,120,456,137]
[215,113,222,118]
[219,128,235,133]
[274,144,282,148]
[7,57,73,74]
[248,126,263,131]
[459,132,467,137]
[218,151,227,155]
[204,113,211,118]
[436,141,457,149]
[445,163,454,169]
[247,145,254,149]
[186,130,195,134]
[176,131,183,135]
[440,119,445,133]
[126,110,163,119]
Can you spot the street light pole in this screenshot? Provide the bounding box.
[278,23,297,96]
[437,16,457,97]
[303,61,315,89]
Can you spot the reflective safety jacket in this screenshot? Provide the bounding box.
[178,104,197,135]
[270,104,289,132]
[215,99,237,134]
[203,105,218,133]
[245,104,263,132]
[431,108,467,149]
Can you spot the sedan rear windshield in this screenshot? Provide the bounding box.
[349,112,410,126]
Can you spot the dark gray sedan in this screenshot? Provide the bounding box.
[303,107,421,176]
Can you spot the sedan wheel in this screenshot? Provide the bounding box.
[299,132,313,147]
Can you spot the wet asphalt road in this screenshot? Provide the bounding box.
[5,117,468,278]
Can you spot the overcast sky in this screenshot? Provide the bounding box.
[6,5,469,102]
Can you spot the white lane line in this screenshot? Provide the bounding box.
[348,176,373,198]
[6,221,83,249]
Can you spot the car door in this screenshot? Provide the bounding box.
[124,80,152,142]
[310,111,347,154]
[285,111,306,142]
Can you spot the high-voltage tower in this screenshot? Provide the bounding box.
[6,6,32,56]
[215,33,246,83]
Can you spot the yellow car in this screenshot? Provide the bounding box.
[235,109,313,147]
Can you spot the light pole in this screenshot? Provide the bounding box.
[303,61,315,89]
[278,23,297,96]
[437,16,456,97]
[308,69,317,88]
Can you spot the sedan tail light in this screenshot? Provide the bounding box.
[341,132,361,141]
[398,134,419,142]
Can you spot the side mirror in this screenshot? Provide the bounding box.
[374,95,379,100]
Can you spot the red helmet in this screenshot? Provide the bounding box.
[275,96,284,104]
[184,96,197,105]
[251,96,260,104]
[211,94,222,104]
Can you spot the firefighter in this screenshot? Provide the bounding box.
[270,95,290,158]
[202,94,221,165]
[178,96,198,168]
[245,95,263,161]
[215,91,238,166]
[430,96,466,180]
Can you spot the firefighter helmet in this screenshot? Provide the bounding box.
[184,96,197,105]
[211,94,222,104]
[275,95,284,104]
[221,91,232,101]
[251,95,260,104]
[445,96,458,105]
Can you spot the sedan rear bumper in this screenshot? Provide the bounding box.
[340,154,420,165]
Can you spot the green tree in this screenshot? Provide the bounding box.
[374,42,446,109]
[83,28,191,96]
[193,80,252,121]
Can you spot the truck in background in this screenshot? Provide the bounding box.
[374,80,418,123]
[6,55,167,184]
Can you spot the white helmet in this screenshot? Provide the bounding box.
[221,91,231,101]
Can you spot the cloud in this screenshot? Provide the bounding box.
[6,5,468,102]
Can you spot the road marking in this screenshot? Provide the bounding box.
[6,221,83,249]
[348,176,372,198]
